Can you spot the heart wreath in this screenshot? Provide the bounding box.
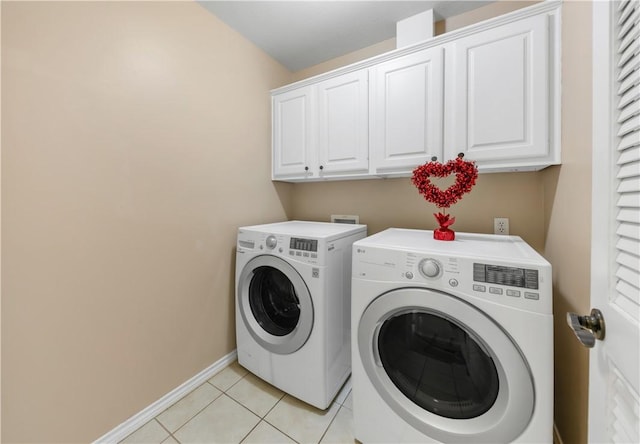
[411,155,478,240]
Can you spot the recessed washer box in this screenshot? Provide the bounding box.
[331,214,359,224]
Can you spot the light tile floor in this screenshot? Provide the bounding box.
[120,361,355,444]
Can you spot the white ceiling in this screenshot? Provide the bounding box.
[198,1,493,71]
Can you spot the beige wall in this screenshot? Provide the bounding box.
[292,39,397,83]
[1,1,292,442]
[435,0,539,34]
[290,1,592,442]
[544,1,593,443]
[292,174,545,251]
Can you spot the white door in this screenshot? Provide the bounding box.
[316,70,369,176]
[587,1,640,442]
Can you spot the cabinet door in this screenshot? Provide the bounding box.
[272,86,315,179]
[446,13,549,166]
[370,47,444,174]
[317,70,369,176]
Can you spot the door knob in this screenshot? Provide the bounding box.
[566,308,605,348]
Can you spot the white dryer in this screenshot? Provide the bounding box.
[351,228,553,443]
[236,220,366,409]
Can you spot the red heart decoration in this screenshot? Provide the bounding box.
[412,157,478,208]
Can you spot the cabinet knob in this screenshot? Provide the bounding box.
[304,166,309,171]
[319,165,324,170]
[431,156,438,161]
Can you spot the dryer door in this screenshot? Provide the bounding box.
[358,287,534,443]
[238,255,314,354]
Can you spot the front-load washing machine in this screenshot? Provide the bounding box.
[236,220,366,409]
[351,228,553,443]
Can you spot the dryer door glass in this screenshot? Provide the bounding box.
[249,266,300,336]
[358,288,534,443]
[378,311,499,419]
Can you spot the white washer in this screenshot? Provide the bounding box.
[236,220,366,409]
[351,228,553,443]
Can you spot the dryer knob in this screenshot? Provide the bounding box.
[265,235,277,249]
[419,259,441,278]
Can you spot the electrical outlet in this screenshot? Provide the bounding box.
[494,217,509,235]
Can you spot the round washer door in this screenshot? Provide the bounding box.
[358,288,534,443]
[238,255,313,354]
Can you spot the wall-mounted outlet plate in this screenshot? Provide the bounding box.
[494,217,509,235]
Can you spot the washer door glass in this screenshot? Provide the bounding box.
[249,266,300,336]
[358,288,534,443]
[238,255,314,354]
[378,312,499,419]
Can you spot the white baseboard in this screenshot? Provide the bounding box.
[93,350,237,443]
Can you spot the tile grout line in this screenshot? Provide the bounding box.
[259,416,301,444]
[237,389,299,443]
[218,368,297,442]
[153,418,180,444]
[158,382,226,441]
[258,394,306,444]
[237,420,262,444]
[261,395,342,444]
[317,404,342,444]
[220,393,274,444]
[258,390,286,419]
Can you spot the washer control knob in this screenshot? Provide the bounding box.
[405,271,414,279]
[419,259,441,278]
[265,235,277,249]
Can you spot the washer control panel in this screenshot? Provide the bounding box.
[287,236,319,261]
[238,232,322,264]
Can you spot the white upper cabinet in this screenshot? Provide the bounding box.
[370,47,444,174]
[272,86,315,179]
[316,70,369,176]
[272,70,368,180]
[271,1,561,181]
[444,11,559,171]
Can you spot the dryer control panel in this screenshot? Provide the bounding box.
[473,263,539,289]
[352,240,552,315]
